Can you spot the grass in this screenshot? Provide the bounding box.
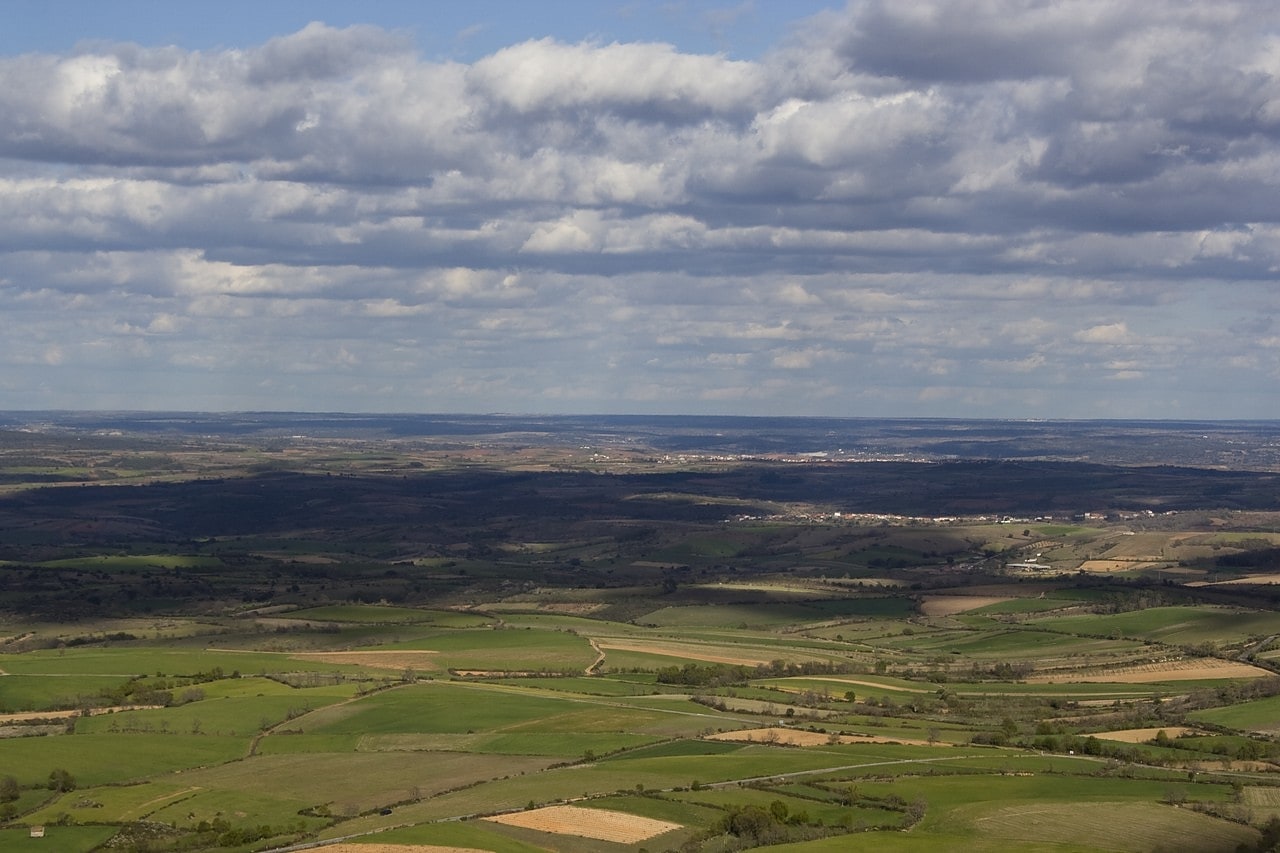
[278,604,486,625]
[1029,606,1280,645]
[2,734,246,788]
[943,800,1257,852]
[0,674,135,712]
[387,628,596,671]
[368,820,552,851]
[0,826,118,853]
[36,554,224,571]
[1189,693,1280,732]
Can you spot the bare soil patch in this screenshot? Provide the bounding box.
[706,727,939,747]
[595,639,773,667]
[289,651,439,671]
[1027,657,1271,683]
[484,804,681,843]
[919,595,1012,616]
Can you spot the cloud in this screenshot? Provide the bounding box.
[1075,322,1131,344]
[0,4,1278,416]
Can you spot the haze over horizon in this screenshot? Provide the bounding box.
[3,1,1279,419]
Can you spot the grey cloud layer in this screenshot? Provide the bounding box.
[2,2,1278,416]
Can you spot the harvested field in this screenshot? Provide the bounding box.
[706,727,938,747]
[594,639,773,667]
[1028,657,1271,683]
[1093,726,1202,743]
[920,595,1012,616]
[1245,787,1280,807]
[314,840,483,845]
[484,804,681,843]
[290,651,440,670]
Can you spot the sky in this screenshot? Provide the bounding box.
[2,1,1279,419]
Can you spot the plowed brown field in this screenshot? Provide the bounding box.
[919,595,1012,616]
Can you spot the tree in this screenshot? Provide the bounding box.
[0,775,19,802]
[47,768,76,793]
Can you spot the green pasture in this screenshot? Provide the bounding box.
[192,674,357,699]
[968,597,1091,615]
[76,691,349,737]
[173,750,556,816]
[300,682,618,735]
[637,603,827,628]
[670,785,894,828]
[255,733,362,754]
[365,820,550,852]
[388,628,596,671]
[759,833,1095,852]
[761,674,937,695]
[903,628,1143,659]
[600,648,723,671]
[377,745,883,825]
[24,779,211,824]
[0,647,358,678]
[345,722,655,753]
[1190,693,1280,732]
[934,797,1255,852]
[279,604,486,626]
[0,826,117,853]
[0,733,245,788]
[145,785,329,835]
[487,675,664,696]
[483,612,627,632]
[600,738,746,761]
[37,554,223,571]
[653,534,746,559]
[0,674,133,712]
[1029,605,1280,645]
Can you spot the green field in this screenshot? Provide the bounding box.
[5,431,1280,852]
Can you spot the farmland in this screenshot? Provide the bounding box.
[3,414,1280,851]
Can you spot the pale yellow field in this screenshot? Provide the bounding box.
[484,805,681,843]
[1028,657,1271,683]
[1092,726,1201,743]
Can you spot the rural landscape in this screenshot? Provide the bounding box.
[3,413,1280,853]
